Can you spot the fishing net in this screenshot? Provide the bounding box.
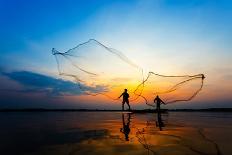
[52,39,205,107]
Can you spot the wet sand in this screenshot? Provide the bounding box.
[0,111,231,155]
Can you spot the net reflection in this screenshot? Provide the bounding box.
[135,112,167,154]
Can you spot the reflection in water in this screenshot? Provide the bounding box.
[156,112,165,131]
[135,112,166,154]
[0,112,231,155]
[120,113,131,141]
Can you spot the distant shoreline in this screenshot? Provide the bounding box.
[0,108,232,112]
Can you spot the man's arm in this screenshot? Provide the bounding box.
[118,93,123,98]
[161,99,166,104]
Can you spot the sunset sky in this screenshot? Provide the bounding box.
[0,0,231,109]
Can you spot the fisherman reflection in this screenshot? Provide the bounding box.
[156,112,165,131]
[120,113,131,141]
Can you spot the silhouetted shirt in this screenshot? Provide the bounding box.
[120,92,129,101]
[154,97,163,104]
[154,96,164,109]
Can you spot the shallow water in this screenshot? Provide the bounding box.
[0,112,232,155]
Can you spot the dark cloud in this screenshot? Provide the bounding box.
[1,71,108,96]
[0,70,115,109]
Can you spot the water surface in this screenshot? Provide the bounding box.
[0,112,232,155]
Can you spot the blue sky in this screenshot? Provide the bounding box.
[0,0,232,109]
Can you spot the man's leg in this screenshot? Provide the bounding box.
[157,105,160,113]
[122,101,125,111]
[126,101,131,110]
[156,103,160,112]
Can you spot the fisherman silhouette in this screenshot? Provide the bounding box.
[119,89,131,111]
[154,95,165,112]
[120,113,131,141]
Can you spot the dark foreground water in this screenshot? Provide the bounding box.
[0,112,232,155]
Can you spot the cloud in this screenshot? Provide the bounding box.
[1,71,108,96]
